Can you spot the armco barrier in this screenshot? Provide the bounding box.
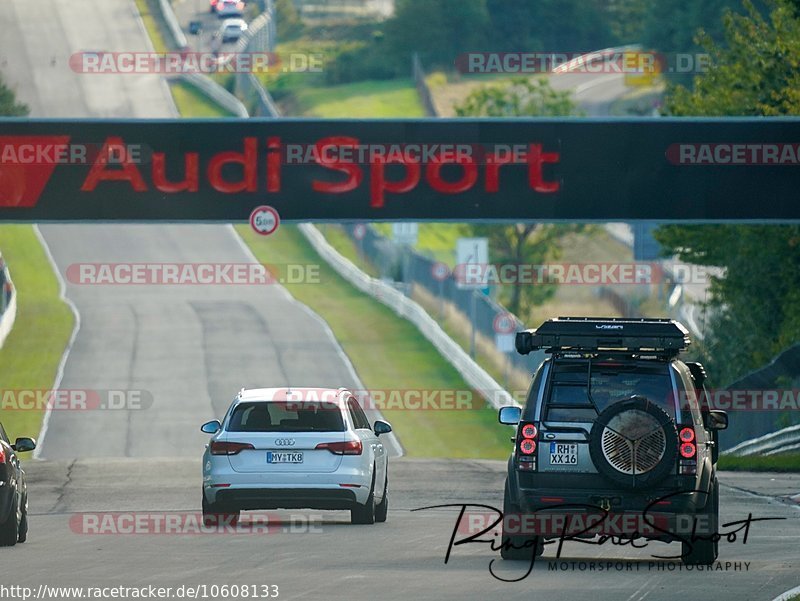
[724,423,800,457]
[0,286,16,349]
[158,0,188,50]
[174,73,249,118]
[154,0,249,117]
[298,223,521,410]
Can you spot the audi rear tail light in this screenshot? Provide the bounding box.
[315,440,362,455]
[210,441,255,456]
[0,447,5,464]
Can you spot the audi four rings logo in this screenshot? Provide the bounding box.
[275,438,296,446]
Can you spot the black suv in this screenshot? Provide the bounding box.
[0,421,36,546]
[498,317,728,565]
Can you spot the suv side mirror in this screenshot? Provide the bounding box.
[12,437,36,453]
[706,410,728,431]
[374,420,392,436]
[498,406,521,425]
[201,420,221,434]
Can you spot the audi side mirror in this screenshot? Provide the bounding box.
[498,406,521,425]
[374,420,392,436]
[201,420,221,434]
[12,437,36,453]
[706,410,728,431]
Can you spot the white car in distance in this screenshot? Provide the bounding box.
[216,18,248,43]
[201,387,392,525]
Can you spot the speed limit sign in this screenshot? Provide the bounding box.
[431,261,450,282]
[493,312,516,334]
[493,312,516,353]
[249,205,280,236]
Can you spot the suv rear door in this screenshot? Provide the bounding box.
[531,360,677,474]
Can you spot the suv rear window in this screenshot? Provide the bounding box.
[543,362,675,422]
[227,401,345,432]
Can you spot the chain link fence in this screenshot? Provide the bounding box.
[233,2,281,117]
[340,224,545,381]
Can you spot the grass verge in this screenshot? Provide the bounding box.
[133,0,168,53]
[169,80,235,118]
[718,452,800,472]
[235,224,512,459]
[0,226,74,441]
[291,78,425,117]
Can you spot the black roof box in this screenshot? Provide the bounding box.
[515,317,690,356]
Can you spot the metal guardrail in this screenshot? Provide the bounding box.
[154,0,249,117]
[175,73,249,117]
[724,423,800,457]
[0,256,16,349]
[158,0,188,50]
[551,44,642,73]
[298,224,520,410]
[232,10,281,117]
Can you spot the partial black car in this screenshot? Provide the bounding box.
[499,317,728,565]
[0,422,36,546]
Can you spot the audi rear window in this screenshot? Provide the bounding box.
[227,401,345,432]
[544,362,675,422]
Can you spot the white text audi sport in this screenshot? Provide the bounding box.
[201,387,392,524]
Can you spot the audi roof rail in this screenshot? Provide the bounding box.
[515,317,690,357]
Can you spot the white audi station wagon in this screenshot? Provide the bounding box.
[201,387,392,525]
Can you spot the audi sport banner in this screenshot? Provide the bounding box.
[0,118,799,221]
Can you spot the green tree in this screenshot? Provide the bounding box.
[455,77,582,316]
[385,0,489,69]
[657,0,800,384]
[654,225,800,385]
[604,0,649,43]
[274,0,303,41]
[642,0,746,54]
[0,75,27,116]
[668,0,800,115]
[454,77,581,117]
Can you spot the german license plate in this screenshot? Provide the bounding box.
[267,451,303,463]
[549,443,578,465]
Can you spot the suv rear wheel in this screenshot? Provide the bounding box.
[682,478,719,565]
[500,480,544,560]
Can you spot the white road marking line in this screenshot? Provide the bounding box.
[32,226,81,460]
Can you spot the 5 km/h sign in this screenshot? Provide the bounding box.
[1,119,800,222]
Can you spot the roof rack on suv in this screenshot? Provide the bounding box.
[515,317,690,357]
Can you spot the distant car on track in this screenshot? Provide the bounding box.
[0,422,36,546]
[216,0,245,18]
[201,387,392,525]
[216,18,248,44]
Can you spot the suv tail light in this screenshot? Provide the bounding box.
[678,426,697,473]
[210,441,255,456]
[315,440,362,455]
[516,422,538,471]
